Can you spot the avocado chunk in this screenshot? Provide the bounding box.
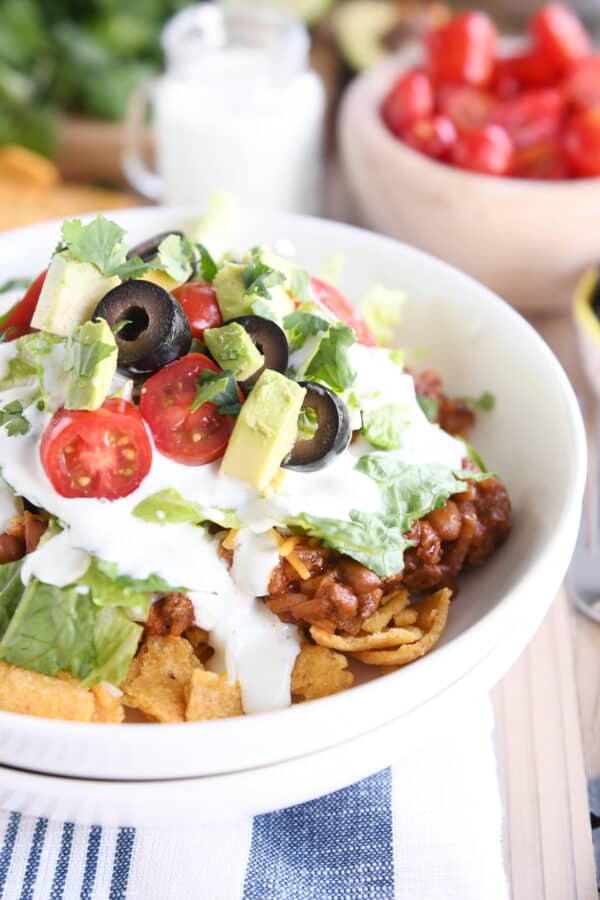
[140,268,183,294]
[221,370,306,491]
[31,252,120,337]
[64,318,118,411]
[214,257,296,324]
[204,322,264,382]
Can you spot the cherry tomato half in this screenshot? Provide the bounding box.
[426,11,497,88]
[402,115,457,160]
[381,70,434,137]
[309,277,376,347]
[491,88,565,149]
[450,124,514,175]
[562,108,600,176]
[492,51,560,98]
[140,353,240,465]
[172,280,223,341]
[1,270,46,340]
[512,140,572,179]
[40,399,152,500]
[565,56,600,111]
[530,4,591,74]
[436,86,495,132]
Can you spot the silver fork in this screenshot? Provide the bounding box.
[569,397,600,622]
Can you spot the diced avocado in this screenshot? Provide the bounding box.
[31,252,120,337]
[221,370,306,491]
[214,258,296,324]
[204,322,264,382]
[333,1,400,71]
[64,318,118,411]
[140,268,182,293]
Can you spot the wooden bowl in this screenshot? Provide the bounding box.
[339,55,600,315]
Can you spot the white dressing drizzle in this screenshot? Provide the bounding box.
[0,477,19,532]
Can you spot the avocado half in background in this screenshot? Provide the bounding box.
[573,266,600,395]
[333,0,450,71]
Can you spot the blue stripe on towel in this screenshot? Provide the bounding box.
[109,827,136,900]
[18,817,48,900]
[0,812,21,896]
[243,769,394,900]
[80,825,102,900]
[49,822,74,900]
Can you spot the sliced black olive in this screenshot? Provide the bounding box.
[126,231,184,263]
[283,381,351,472]
[591,272,600,320]
[94,280,192,375]
[230,315,289,394]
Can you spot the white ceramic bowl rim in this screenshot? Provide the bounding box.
[0,207,587,782]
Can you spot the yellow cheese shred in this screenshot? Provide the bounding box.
[222,528,239,551]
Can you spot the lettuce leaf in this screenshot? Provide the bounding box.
[361,403,410,450]
[132,487,240,529]
[0,560,25,638]
[360,285,405,347]
[287,456,481,577]
[303,323,356,393]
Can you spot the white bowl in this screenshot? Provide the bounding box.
[0,208,586,796]
[339,54,600,315]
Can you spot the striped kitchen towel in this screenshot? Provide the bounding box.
[0,700,508,900]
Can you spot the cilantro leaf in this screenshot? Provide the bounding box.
[155,234,195,283]
[58,215,149,280]
[191,369,241,416]
[0,277,30,295]
[362,403,409,450]
[416,395,439,424]
[243,258,285,300]
[133,488,240,529]
[0,400,29,437]
[64,336,115,379]
[284,306,329,353]
[297,406,318,442]
[462,390,495,412]
[303,323,356,393]
[196,243,218,283]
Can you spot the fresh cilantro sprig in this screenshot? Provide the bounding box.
[196,243,218,282]
[56,216,148,280]
[416,395,439,424]
[243,258,285,300]
[462,390,495,412]
[191,369,242,416]
[284,306,329,353]
[0,400,29,436]
[64,337,116,379]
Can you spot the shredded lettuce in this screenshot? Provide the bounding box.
[284,306,329,353]
[0,332,64,411]
[303,323,357,393]
[287,456,486,577]
[416,395,439,424]
[462,390,495,412]
[0,560,26,638]
[360,285,405,347]
[362,403,410,450]
[132,487,240,530]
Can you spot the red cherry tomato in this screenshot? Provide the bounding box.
[40,399,152,500]
[436,86,495,132]
[309,277,376,347]
[530,3,591,74]
[426,11,497,88]
[172,280,222,341]
[381,70,434,136]
[491,88,565,149]
[1,270,46,340]
[492,51,560,98]
[512,140,572,179]
[562,108,600,176]
[402,115,457,159]
[565,56,600,110]
[450,124,514,175]
[140,353,240,465]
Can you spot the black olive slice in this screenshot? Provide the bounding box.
[230,315,289,394]
[94,280,192,375]
[283,381,351,472]
[591,271,600,320]
[126,231,184,263]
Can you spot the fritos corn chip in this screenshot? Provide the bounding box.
[121,635,200,723]
[352,588,452,666]
[309,624,422,652]
[361,590,409,633]
[185,669,243,721]
[92,684,124,724]
[291,644,353,700]
[0,661,94,721]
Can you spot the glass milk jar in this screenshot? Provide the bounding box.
[123,4,325,215]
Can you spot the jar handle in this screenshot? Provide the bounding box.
[122,78,162,201]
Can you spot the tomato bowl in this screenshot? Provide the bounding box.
[339,49,600,315]
[0,207,586,825]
